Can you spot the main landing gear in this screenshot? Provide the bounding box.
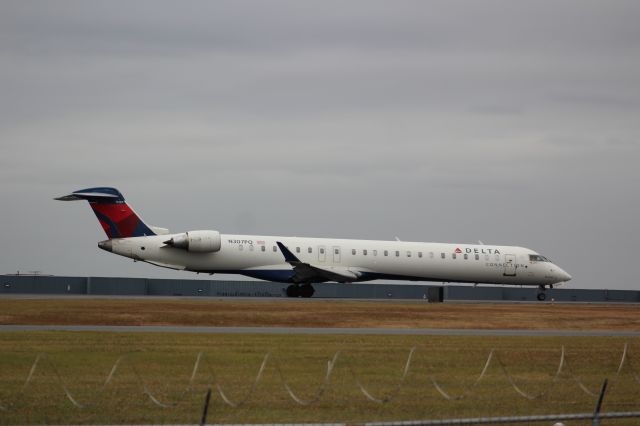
[536,284,553,301]
[286,284,315,298]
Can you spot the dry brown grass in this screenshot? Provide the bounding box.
[1,297,639,330]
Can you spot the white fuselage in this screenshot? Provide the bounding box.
[104,233,572,287]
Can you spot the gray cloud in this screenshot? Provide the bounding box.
[1,0,639,289]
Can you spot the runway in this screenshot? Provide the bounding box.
[1,324,639,336]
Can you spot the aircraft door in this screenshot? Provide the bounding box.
[503,254,517,276]
[333,246,341,263]
[318,246,326,262]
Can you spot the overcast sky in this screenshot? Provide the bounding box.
[1,1,639,290]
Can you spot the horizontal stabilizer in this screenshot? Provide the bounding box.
[55,192,120,201]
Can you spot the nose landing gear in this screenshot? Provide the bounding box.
[536,285,547,301]
[286,284,315,298]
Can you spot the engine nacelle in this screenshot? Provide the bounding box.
[164,230,221,253]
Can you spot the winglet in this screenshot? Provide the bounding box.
[277,241,300,263]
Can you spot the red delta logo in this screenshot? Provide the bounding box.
[454,247,462,254]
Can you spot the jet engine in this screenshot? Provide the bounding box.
[164,230,221,253]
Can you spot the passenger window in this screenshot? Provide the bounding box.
[239,245,243,251]
[335,248,339,255]
[407,251,411,257]
[452,253,457,259]
[308,247,312,253]
[320,248,325,254]
[395,251,400,257]
[418,252,423,258]
[273,246,277,252]
[373,250,377,256]
[352,249,356,255]
[296,247,300,253]
[363,249,368,256]
[475,254,479,260]
[249,245,254,251]
[441,253,445,259]
[384,250,388,256]
[464,253,468,260]
[261,246,266,252]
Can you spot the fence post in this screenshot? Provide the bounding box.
[200,388,212,426]
[592,379,608,426]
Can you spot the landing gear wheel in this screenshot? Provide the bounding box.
[286,285,299,297]
[536,284,547,301]
[300,284,315,298]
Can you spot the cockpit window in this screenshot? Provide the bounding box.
[529,254,550,262]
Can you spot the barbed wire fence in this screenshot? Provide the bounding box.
[2,343,640,424]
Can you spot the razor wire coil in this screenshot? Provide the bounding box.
[1,343,639,411]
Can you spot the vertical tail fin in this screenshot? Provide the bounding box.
[55,187,159,238]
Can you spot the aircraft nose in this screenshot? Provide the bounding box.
[98,239,113,252]
[558,268,572,282]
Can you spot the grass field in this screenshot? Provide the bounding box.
[1,298,639,424]
[1,297,640,330]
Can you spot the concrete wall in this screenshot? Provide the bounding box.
[1,275,638,303]
[1,276,87,294]
[444,286,640,302]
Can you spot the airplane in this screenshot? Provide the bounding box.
[56,187,571,300]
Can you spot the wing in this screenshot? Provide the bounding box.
[276,241,361,283]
